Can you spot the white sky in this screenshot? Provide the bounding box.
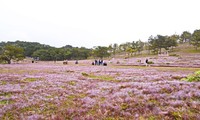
[0,0,200,48]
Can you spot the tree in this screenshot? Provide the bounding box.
[0,45,25,64]
[191,29,200,50]
[92,46,110,59]
[180,31,191,43]
[166,34,179,51]
[6,40,53,57]
[148,34,179,54]
[32,49,52,61]
[108,43,118,57]
[126,47,135,58]
[76,47,91,60]
[113,43,118,57]
[148,35,167,54]
[135,40,144,55]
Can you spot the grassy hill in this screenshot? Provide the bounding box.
[173,43,200,54]
[113,42,200,59]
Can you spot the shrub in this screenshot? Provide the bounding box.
[182,71,200,82]
[82,72,89,77]
[148,61,154,64]
[169,54,179,57]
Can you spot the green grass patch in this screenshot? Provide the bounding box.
[1,111,15,120]
[67,93,86,100]
[42,102,58,115]
[18,102,59,117]
[121,103,129,110]
[182,71,200,82]
[61,96,75,108]
[170,111,183,120]
[0,81,7,85]
[19,104,41,113]
[68,81,76,86]
[0,92,13,98]
[100,97,106,102]
[82,72,89,77]
[0,99,15,105]
[60,93,87,109]
[2,80,19,85]
[169,53,180,57]
[82,72,115,81]
[183,48,200,53]
[22,77,44,83]
[67,95,76,100]
[148,116,157,120]
[148,99,159,105]
[147,61,154,64]
[87,104,99,116]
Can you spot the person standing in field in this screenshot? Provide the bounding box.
[145,58,148,67]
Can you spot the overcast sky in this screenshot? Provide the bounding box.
[0,0,200,48]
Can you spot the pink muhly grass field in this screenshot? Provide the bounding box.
[0,62,200,120]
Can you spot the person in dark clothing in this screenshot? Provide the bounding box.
[145,58,148,66]
[95,59,97,65]
[75,60,78,64]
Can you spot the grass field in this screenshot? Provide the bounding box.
[0,59,200,119]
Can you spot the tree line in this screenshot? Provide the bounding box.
[108,29,200,56]
[0,29,200,64]
[0,41,92,64]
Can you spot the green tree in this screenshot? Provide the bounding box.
[63,49,72,60]
[148,34,179,54]
[112,43,118,57]
[0,45,25,64]
[32,49,52,61]
[180,31,191,43]
[77,47,91,60]
[191,29,200,50]
[166,34,179,51]
[126,47,135,58]
[148,35,169,54]
[5,40,53,57]
[92,46,110,59]
[135,40,144,55]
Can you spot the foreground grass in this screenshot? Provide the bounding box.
[0,62,200,119]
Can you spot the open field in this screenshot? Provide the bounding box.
[0,59,200,120]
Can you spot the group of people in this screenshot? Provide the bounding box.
[92,59,107,66]
[63,58,148,66]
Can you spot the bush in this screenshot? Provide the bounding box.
[148,61,154,64]
[82,72,89,77]
[182,71,200,82]
[169,54,179,57]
